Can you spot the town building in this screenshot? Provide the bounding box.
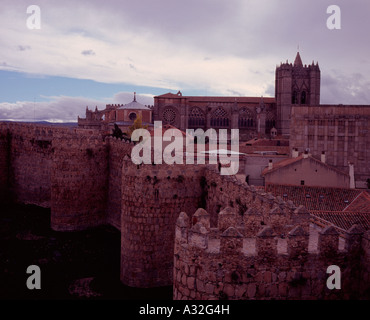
[77,52,370,188]
[262,151,351,189]
[78,92,152,134]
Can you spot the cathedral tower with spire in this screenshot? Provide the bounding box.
[275,52,321,137]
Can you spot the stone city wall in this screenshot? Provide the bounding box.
[0,124,10,203]
[2,122,369,295]
[50,128,109,231]
[204,167,310,236]
[118,162,312,289]
[120,159,208,288]
[106,137,134,230]
[0,122,53,207]
[0,122,136,232]
[174,208,370,300]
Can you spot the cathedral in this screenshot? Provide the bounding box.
[78,52,370,186]
[79,52,320,140]
[152,52,320,140]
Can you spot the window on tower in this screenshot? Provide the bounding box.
[301,91,307,104]
[292,91,298,104]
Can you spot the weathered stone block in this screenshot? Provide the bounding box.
[205,283,215,295]
[247,283,256,298]
[187,277,195,290]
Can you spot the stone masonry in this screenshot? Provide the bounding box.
[120,158,205,287]
[174,208,370,300]
[1,121,369,298]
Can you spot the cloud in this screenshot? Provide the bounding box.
[112,92,153,106]
[0,61,19,70]
[129,63,136,71]
[0,0,369,104]
[321,71,370,105]
[0,92,154,122]
[81,49,96,56]
[17,45,31,51]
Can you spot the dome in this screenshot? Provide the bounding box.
[117,92,150,110]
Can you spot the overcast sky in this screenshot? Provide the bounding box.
[0,0,369,122]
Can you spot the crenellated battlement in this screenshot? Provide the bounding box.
[203,166,310,235]
[1,121,369,298]
[174,207,370,300]
[174,207,348,259]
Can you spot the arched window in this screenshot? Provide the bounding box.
[188,107,205,128]
[239,108,255,128]
[301,91,307,104]
[211,107,229,128]
[292,91,298,104]
[265,111,276,134]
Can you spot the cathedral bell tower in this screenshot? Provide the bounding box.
[275,52,320,137]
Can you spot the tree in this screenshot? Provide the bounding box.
[127,115,148,137]
[112,123,129,141]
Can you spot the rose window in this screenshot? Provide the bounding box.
[162,108,176,124]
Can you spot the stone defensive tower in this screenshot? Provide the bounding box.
[275,52,321,137]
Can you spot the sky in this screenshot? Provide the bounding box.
[0,0,369,122]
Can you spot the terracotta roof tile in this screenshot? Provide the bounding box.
[154,93,276,104]
[262,155,349,177]
[262,155,304,175]
[343,191,370,213]
[266,183,369,232]
[265,184,361,212]
[186,96,275,104]
[311,211,370,232]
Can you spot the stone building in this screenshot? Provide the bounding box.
[152,93,276,141]
[275,52,321,137]
[262,151,351,188]
[77,52,370,186]
[152,52,321,140]
[78,93,153,134]
[289,105,370,188]
[152,53,369,186]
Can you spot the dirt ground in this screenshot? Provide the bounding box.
[0,203,172,300]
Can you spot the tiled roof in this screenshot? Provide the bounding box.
[117,100,150,110]
[245,139,289,147]
[262,155,304,176]
[265,184,361,212]
[266,183,369,232]
[311,211,370,232]
[343,191,370,213]
[262,155,349,177]
[155,93,182,98]
[154,93,276,104]
[186,96,275,104]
